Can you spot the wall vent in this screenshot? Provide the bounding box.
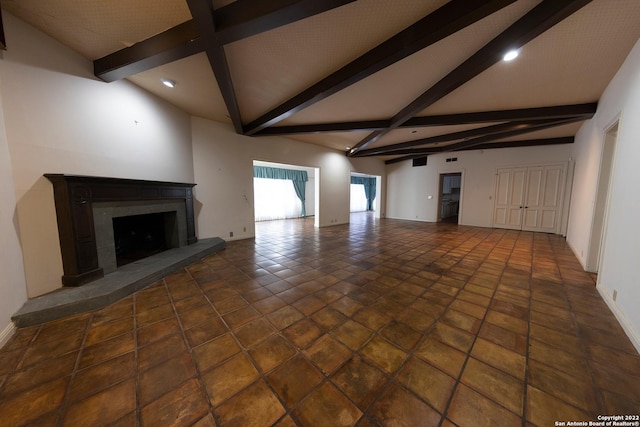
[445,157,458,163]
[412,157,428,167]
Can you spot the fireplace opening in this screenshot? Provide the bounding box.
[112,211,177,267]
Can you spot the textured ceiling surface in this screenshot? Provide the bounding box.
[4,0,640,162]
[2,0,192,59]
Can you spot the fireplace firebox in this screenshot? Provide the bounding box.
[45,174,197,286]
[113,212,172,267]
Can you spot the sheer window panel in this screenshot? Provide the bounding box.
[350,184,368,212]
[254,177,302,221]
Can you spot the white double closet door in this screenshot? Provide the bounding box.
[493,164,566,233]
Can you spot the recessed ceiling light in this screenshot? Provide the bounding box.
[161,78,176,88]
[503,49,519,62]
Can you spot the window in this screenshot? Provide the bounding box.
[254,177,302,221]
[350,183,368,212]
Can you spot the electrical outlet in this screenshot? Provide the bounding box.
[613,290,617,301]
[243,227,246,232]
[229,231,233,237]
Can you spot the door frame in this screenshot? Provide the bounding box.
[437,171,464,223]
[586,119,619,273]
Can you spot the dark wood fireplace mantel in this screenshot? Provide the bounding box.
[45,174,197,286]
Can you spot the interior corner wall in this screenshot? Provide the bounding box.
[191,117,386,241]
[0,12,194,298]
[0,71,27,346]
[385,145,573,226]
[567,37,640,351]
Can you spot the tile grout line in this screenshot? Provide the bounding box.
[165,266,219,423]
[226,250,369,425]
[521,231,535,427]
[54,312,94,427]
[353,226,507,425]
[552,235,607,417]
[188,255,309,425]
[0,324,41,392]
[438,228,519,426]
[214,224,396,423]
[332,226,489,423]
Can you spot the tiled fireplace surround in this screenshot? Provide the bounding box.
[93,200,187,275]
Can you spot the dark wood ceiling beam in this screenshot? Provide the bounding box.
[352,117,582,157]
[385,136,574,164]
[94,0,353,82]
[243,0,519,136]
[459,136,574,151]
[255,120,391,135]
[187,0,243,133]
[353,120,539,157]
[254,102,597,135]
[364,117,582,158]
[94,20,202,82]
[404,102,596,127]
[214,0,356,45]
[349,0,594,155]
[444,117,584,152]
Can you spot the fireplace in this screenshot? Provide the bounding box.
[45,174,197,286]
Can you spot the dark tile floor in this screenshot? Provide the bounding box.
[1,214,639,426]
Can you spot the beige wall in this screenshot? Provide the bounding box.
[0,13,194,298]
[192,118,386,241]
[0,74,28,344]
[568,37,640,352]
[385,144,573,229]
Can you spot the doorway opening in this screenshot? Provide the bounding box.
[586,121,619,273]
[252,160,319,236]
[350,173,381,218]
[438,173,461,223]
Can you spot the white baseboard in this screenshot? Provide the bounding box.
[0,321,17,349]
[597,284,640,354]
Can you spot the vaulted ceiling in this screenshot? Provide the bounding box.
[4,0,640,163]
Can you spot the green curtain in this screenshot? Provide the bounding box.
[253,166,308,182]
[291,180,306,217]
[254,166,308,216]
[351,176,376,211]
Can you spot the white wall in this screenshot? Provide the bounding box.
[386,145,573,227]
[0,75,28,346]
[192,118,386,241]
[568,37,640,351]
[0,12,194,297]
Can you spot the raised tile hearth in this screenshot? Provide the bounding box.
[12,237,225,327]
